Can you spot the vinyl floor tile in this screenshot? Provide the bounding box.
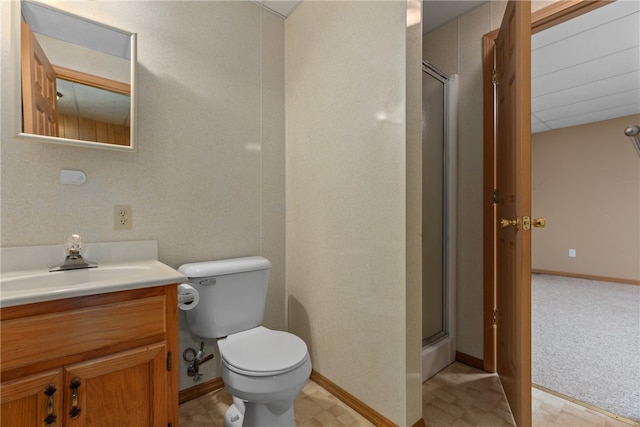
[180,362,636,427]
[179,380,374,427]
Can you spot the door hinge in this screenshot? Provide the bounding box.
[167,352,172,372]
[492,189,499,204]
[492,68,497,85]
[492,309,498,325]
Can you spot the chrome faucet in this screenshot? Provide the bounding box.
[50,234,98,272]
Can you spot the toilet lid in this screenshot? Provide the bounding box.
[222,327,308,375]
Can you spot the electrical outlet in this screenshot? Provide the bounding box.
[568,248,576,258]
[114,205,132,230]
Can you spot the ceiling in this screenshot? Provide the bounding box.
[264,0,640,134]
[531,0,640,133]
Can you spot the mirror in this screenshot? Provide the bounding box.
[15,0,136,151]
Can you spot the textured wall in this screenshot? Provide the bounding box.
[532,115,640,282]
[405,0,424,423]
[1,1,285,391]
[285,1,421,424]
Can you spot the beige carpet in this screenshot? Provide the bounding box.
[532,274,640,421]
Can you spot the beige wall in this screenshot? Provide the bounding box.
[285,1,422,424]
[1,1,285,391]
[532,115,640,282]
[422,0,555,361]
[405,0,424,423]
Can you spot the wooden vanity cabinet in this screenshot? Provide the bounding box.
[1,369,62,426]
[0,285,179,427]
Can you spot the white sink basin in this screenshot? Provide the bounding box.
[1,264,153,292]
[0,241,186,308]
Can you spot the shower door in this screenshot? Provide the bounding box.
[422,61,457,347]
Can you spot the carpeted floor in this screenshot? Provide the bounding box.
[532,273,640,422]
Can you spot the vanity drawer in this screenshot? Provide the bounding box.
[1,293,166,372]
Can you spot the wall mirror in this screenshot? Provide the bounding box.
[15,0,137,151]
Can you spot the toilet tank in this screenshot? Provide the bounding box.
[178,256,272,339]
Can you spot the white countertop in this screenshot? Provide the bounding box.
[0,240,186,308]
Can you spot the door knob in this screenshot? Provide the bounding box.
[500,218,519,228]
[533,218,546,228]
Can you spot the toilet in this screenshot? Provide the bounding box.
[178,256,311,427]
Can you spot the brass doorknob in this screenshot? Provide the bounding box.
[500,218,519,228]
[533,218,546,228]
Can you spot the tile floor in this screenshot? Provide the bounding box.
[179,362,636,427]
[424,362,635,427]
[179,379,373,426]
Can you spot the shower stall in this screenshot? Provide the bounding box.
[421,60,458,381]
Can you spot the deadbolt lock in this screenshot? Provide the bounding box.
[533,217,546,228]
[523,216,547,230]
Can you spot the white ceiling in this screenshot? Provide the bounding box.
[56,79,130,126]
[531,0,640,133]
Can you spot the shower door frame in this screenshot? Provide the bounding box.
[421,60,458,377]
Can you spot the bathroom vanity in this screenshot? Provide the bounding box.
[0,241,185,427]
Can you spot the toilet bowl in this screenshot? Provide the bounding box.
[178,257,311,427]
[219,327,312,427]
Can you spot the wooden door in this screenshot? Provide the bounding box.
[63,343,168,427]
[21,22,58,137]
[1,369,62,427]
[494,1,532,426]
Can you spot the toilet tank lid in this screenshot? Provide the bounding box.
[178,256,271,278]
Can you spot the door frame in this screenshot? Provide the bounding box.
[482,0,614,373]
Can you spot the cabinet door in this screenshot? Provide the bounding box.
[1,370,62,427]
[63,343,167,427]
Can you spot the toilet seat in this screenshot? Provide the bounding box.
[221,326,309,376]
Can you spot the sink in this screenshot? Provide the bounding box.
[1,264,153,293]
[0,241,186,308]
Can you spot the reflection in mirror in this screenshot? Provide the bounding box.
[18,0,136,150]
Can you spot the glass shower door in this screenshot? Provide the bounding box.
[422,63,447,346]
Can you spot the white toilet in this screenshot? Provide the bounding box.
[179,256,311,427]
